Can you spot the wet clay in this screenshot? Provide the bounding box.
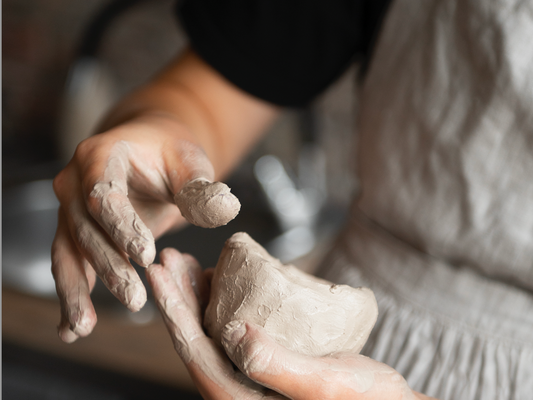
[204,232,378,358]
[175,178,241,228]
[89,141,156,267]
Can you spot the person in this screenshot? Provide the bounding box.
[51,0,533,399]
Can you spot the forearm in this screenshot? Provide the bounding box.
[98,47,280,179]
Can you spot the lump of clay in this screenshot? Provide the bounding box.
[204,232,378,358]
[175,178,241,228]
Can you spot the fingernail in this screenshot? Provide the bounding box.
[222,320,247,347]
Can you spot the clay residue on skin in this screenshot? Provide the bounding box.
[175,178,241,228]
[350,369,375,393]
[220,321,407,398]
[204,232,378,358]
[330,363,376,394]
[72,198,147,311]
[147,251,277,398]
[89,141,156,266]
[91,180,155,265]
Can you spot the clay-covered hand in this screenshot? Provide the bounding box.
[52,114,239,343]
[146,248,287,400]
[147,248,433,400]
[50,46,279,343]
[221,322,436,400]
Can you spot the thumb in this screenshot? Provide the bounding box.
[222,322,416,400]
[168,141,240,228]
[175,178,241,228]
[221,321,316,399]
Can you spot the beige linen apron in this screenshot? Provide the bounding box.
[317,1,533,398]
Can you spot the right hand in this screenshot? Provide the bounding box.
[147,248,435,400]
[51,48,278,343]
[52,112,236,343]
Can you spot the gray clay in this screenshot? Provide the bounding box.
[204,232,378,357]
[175,178,241,228]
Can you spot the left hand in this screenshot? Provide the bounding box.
[146,248,433,400]
[147,247,285,399]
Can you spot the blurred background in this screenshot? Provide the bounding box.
[3,0,359,398]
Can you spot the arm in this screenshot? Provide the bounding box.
[52,48,280,342]
[98,47,279,178]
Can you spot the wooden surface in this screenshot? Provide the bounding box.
[2,288,198,393]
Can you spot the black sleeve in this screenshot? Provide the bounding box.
[177,0,390,107]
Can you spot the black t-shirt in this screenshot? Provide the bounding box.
[177,0,391,107]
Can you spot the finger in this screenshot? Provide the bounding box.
[88,181,156,267]
[221,321,346,400]
[158,248,203,322]
[223,322,412,400]
[183,253,210,312]
[221,321,303,398]
[167,140,241,228]
[55,160,147,312]
[175,178,241,228]
[146,258,281,400]
[68,198,147,312]
[85,142,155,267]
[52,208,97,343]
[146,253,207,361]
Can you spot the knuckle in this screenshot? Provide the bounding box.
[100,272,123,293]
[52,170,68,201]
[73,137,93,161]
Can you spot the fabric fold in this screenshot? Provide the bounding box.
[317,211,533,399]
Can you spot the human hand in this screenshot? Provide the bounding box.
[221,322,433,400]
[52,113,240,343]
[146,247,286,399]
[147,247,433,400]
